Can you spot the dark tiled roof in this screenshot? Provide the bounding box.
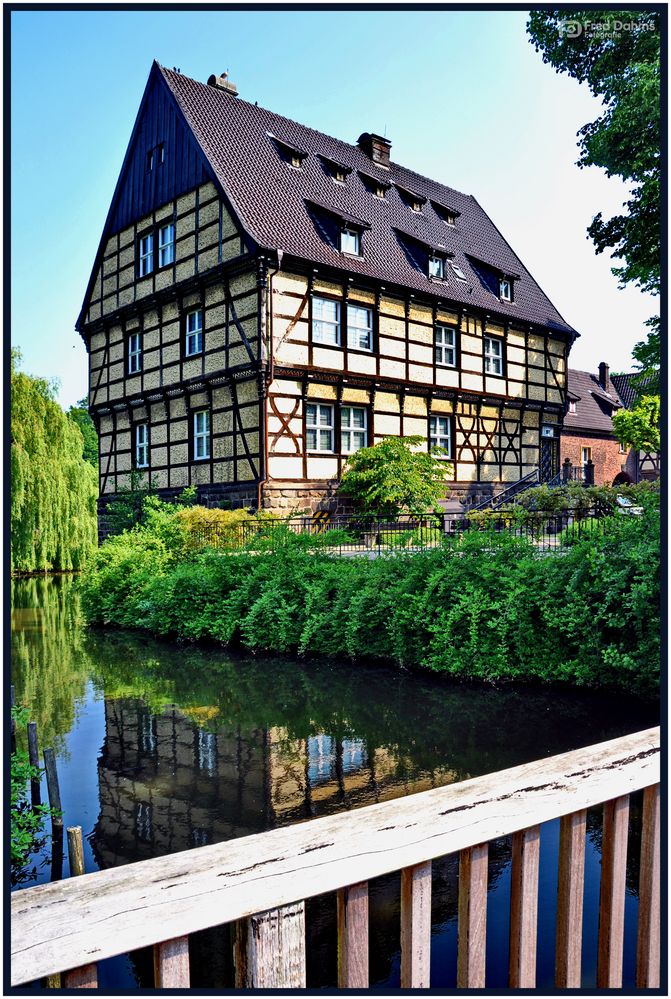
[564,368,621,434]
[159,65,577,337]
[611,372,655,409]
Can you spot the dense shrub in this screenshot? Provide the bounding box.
[80,507,660,697]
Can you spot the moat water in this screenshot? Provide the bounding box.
[11,575,657,989]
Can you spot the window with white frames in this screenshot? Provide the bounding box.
[185,309,204,356]
[128,332,142,374]
[429,416,452,457]
[138,234,153,277]
[435,325,457,367]
[429,255,445,279]
[347,305,373,351]
[340,228,362,255]
[568,400,577,414]
[305,403,334,452]
[499,277,512,301]
[135,423,149,468]
[313,297,341,346]
[341,407,367,453]
[193,410,210,460]
[484,336,504,376]
[581,447,592,465]
[158,223,175,267]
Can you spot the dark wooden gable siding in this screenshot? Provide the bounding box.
[108,68,212,235]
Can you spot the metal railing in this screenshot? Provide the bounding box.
[10,728,660,989]
[470,468,540,512]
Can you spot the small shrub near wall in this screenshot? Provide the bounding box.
[80,505,660,697]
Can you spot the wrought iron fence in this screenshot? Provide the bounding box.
[184,507,615,555]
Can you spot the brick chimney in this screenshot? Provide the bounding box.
[598,361,610,389]
[357,132,391,168]
[207,72,238,96]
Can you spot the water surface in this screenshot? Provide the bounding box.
[11,576,657,989]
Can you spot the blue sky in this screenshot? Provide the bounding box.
[11,8,658,408]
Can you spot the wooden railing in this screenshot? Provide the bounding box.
[11,727,660,990]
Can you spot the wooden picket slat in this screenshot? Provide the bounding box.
[9,728,660,987]
[508,825,540,988]
[400,861,432,987]
[636,784,660,988]
[596,794,630,988]
[555,809,586,988]
[153,936,190,988]
[337,881,368,988]
[234,904,306,988]
[62,965,97,989]
[457,842,488,988]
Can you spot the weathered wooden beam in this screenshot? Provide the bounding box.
[596,794,630,988]
[457,842,488,988]
[555,809,586,988]
[636,784,660,988]
[62,965,97,989]
[400,861,432,987]
[338,882,368,988]
[27,722,41,807]
[234,904,306,988]
[509,825,540,988]
[153,936,190,988]
[10,727,659,986]
[43,749,63,831]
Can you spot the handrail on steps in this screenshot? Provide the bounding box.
[10,726,660,990]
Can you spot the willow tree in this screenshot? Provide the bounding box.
[11,352,98,572]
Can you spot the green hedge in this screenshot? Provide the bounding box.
[80,508,660,697]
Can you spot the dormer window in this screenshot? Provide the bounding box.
[375,184,387,199]
[335,167,347,183]
[290,152,302,169]
[396,185,427,213]
[451,262,467,281]
[431,200,459,226]
[568,401,577,414]
[428,254,445,279]
[340,227,362,255]
[269,134,308,169]
[499,277,512,301]
[411,198,423,213]
[320,156,352,184]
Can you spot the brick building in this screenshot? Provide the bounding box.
[561,363,638,485]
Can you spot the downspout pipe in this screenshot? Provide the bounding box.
[256,249,282,510]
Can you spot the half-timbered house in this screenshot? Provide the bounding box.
[78,62,579,518]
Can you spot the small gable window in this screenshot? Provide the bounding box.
[138,234,153,277]
[146,144,164,172]
[568,400,577,414]
[499,277,512,301]
[158,223,175,268]
[340,227,362,255]
[428,254,445,280]
[185,309,204,356]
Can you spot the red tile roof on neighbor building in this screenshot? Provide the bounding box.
[158,64,577,337]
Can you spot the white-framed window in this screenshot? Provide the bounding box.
[197,729,217,776]
[158,223,175,267]
[135,423,149,468]
[375,184,387,199]
[435,325,457,367]
[193,409,211,460]
[128,332,142,374]
[429,254,445,279]
[484,336,504,376]
[581,447,592,465]
[340,227,362,255]
[312,297,341,346]
[499,277,512,301]
[347,304,373,351]
[341,407,368,453]
[450,261,467,281]
[306,403,334,452]
[568,400,577,414]
[138,233,153,277]
[429,415,452,457]
[185,309,204,356]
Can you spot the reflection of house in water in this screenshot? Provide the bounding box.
[93,698,459,869]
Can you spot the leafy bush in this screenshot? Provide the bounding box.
[11,707,55,884]
[339,436,451,518]
[80,507,660,697]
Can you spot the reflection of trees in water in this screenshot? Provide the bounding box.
[11,576,92,755]
[586,792,643,898]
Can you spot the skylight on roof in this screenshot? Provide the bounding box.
[451,262,467,281]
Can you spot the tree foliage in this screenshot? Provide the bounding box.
[339,436,451,518]
[612,395,660,452]
[67,398,98,466]
[527,9,661,372]
[11,352,98,572]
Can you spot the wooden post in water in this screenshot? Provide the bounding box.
[234,903,306,987]
[27,722,41,807]
[62,826,98,989]
[43,749,63,831]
